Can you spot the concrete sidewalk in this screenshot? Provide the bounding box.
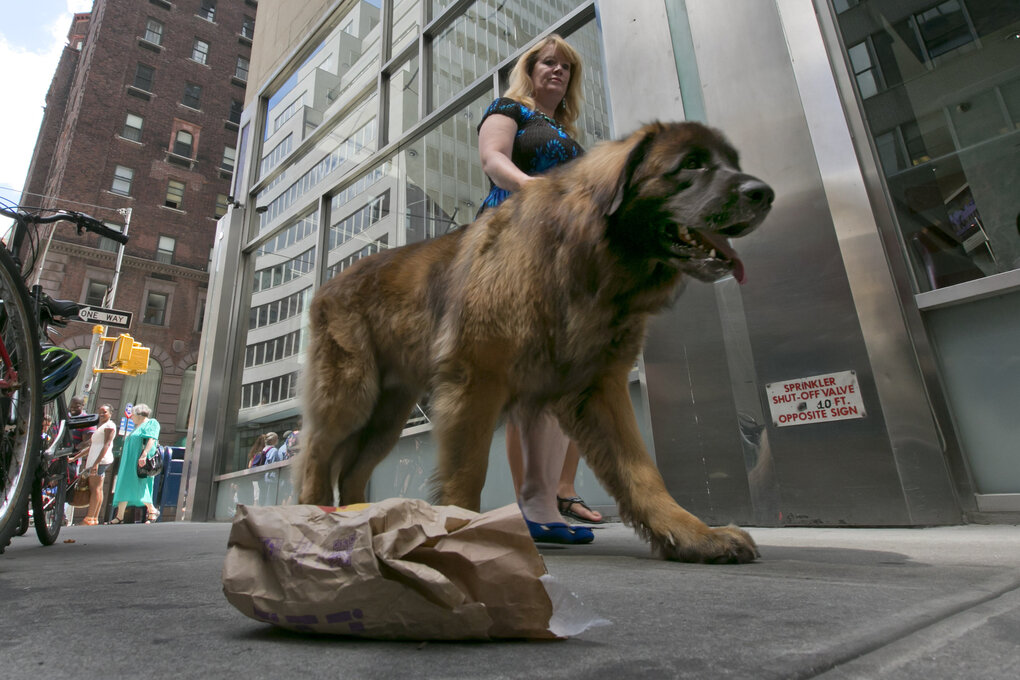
[1,520,1018,679]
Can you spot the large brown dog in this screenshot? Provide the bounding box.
[298,121,773,563]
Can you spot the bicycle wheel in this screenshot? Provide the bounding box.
[32,455,66,545]
[0,246,43,553]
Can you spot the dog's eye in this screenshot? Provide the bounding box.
[678,153,705,171]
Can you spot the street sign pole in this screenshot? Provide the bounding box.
[82,207,131,410]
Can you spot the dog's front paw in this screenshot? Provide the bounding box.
[653,524,759,564]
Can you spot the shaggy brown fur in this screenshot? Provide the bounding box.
[298,121,773,563]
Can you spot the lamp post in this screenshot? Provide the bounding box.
[81,207,131,410]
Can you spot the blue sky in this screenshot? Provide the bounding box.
[0,1,93,207]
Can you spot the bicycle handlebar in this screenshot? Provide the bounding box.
[0,206,129,245]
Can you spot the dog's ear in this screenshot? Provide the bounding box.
[606,124,660,216]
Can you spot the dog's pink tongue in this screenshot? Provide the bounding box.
[732,256,746,284]
[702,233,747,284]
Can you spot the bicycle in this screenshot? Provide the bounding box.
[0,199,128,552]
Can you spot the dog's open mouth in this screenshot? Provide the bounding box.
[669,225,747,284]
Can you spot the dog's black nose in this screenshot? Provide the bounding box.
[740,180,774,208]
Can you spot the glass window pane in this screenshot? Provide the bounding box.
[134,64,154,91]
[166,179,185,208]
[255,95,377,233]
[85,280,108,306]
[949,89,1007,147]
[856,70,878,99]
[123,113,143,141]
[144,292,168,325]
[259,2,382,181]
[430,0,586,110]
[184,83,202,109]
[387,56,419,142]
[174,130,194,157]
[236,56,249,81]
[391,0,419,55]
[834,1,1020,292]
[145,19,164,45]
[112,165,133,195]
[192,39,210,64]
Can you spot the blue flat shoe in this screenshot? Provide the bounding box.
[521,514,594,545]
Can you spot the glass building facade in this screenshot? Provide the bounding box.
[184,0,1020,524]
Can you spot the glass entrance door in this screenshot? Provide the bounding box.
[830,1,1020,505]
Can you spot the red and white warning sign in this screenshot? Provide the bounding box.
[765,370,866,427]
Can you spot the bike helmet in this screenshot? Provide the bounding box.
[40,346,82,403]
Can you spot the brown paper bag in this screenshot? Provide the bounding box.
[222,499,558,639]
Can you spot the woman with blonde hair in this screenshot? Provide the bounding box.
[477,34,584,213]
[477,34,601,544]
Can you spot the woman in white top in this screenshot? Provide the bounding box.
[80,404,116,525]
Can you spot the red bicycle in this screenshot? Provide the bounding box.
[0,199,127,552]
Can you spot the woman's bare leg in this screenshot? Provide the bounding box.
[517,411,570,525]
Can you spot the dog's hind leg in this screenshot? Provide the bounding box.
[431,365,508,511]
[556,368,759,564]
[335,384,419,504]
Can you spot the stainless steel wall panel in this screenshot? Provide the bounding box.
[609,0,961,526]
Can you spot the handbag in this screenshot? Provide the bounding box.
[136,444,164,478]
[70,475,91,507]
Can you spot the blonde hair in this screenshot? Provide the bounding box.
[503,34,583,138]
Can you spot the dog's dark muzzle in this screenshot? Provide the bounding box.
[716,177,774,238]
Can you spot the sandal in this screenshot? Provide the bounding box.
[557,496,605,524]
[145,510,160,524]
[83,517,98,526]
[520,511,594,545]
[106,517,123,525]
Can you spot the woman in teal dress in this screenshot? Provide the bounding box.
[109,403,162,524]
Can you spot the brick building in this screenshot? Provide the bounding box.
[21,0,256,447]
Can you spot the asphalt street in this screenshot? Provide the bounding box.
[2,519,1019,679]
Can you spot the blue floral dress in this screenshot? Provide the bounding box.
[478,97,585,213]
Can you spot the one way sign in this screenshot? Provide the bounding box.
[76,306,133,329]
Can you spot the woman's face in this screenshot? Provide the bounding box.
[98,406,111,422]
[131,411,144,424]
[529,43,571,104]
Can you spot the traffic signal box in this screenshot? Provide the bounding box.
[96,333,150,376]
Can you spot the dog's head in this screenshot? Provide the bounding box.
[605,122,773,284]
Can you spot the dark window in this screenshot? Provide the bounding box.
[123,113,143,142]
[133,63,155,91]
[198,0,216,22]
[235,56,249,81]
[173,130,194,157]
[183,83,202,109]
[85,280,108,307]
[241,15,255,39]
[144,292,168,325]
[229,99,243,124]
